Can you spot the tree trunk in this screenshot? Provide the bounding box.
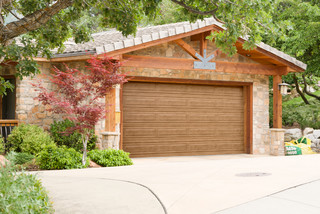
[302,74,320,102]
[82,135,89,166]
[293,74,310,104]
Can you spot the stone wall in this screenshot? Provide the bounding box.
[9,61,106,136]
[16,62,57,130]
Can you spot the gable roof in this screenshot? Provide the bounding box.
[53,18,306,72]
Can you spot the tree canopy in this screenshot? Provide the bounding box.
[263,0,320,103]
[2,1,320,97]
[0,0,279,94]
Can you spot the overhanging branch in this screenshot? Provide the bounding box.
[302,74,320,101]
[0,0,73,44]
[293,74,310,105]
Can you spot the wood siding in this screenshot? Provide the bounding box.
[122,82,245,157]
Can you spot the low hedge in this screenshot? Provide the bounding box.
[37,145,89,170]
[88,149,133,167]
[7,124,55,155]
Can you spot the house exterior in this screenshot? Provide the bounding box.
[0,18,306,157]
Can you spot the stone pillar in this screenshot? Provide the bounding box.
[270,128,285,156]
[100,132,120,149]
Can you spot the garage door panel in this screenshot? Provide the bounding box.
[124,91,243,100]
[123,122,244,130]
[127,97,243,109]
[187,129,243,136]
[156,99,188,107]
[124,141,244,156]
[124,97,188,107]
[157,113,187,122]
[188,113,243,122]
[157,128,188,136]
[123,97,157,106]
[125,128,189,137]
[125,107,244,114]
[124,128,158,137]
[123,82,245,157]
[124,137,244,144]
[123,113,156,121]
[124,130,244,139]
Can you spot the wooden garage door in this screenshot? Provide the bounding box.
[122,82,245,157]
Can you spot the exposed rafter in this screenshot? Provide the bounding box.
[174,39,199,60]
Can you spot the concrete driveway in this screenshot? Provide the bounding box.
[34,154,320,214]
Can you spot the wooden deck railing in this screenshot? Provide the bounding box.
[0,120,18,151]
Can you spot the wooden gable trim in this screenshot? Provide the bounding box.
[235,38,304,72]
[210,24,304,72]
[122,54,288,76]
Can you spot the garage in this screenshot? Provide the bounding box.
[85,18,306,157]
[122,81,248,157]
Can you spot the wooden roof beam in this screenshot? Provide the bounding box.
[174,39,199,60]
[200,33,208,57]
[122,54,289,76]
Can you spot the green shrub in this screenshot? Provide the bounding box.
[283,104,320,129]
[7,124,56,155]
[6,151,35,165]
[37,145,89,170]
[0,164,54,213]
[88,149,133,167]
[50,119,96,152]
[0,136,4,155]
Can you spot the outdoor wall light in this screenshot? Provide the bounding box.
[278,82,290,96]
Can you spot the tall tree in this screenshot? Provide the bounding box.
[0,0,277,94]
[264,0,320,104]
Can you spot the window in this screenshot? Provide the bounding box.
[0,77,16,119]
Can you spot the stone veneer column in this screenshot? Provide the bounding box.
[100,132,120,149]
[270,128,285,156]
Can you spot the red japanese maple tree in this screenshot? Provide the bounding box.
[34,55,127,165]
